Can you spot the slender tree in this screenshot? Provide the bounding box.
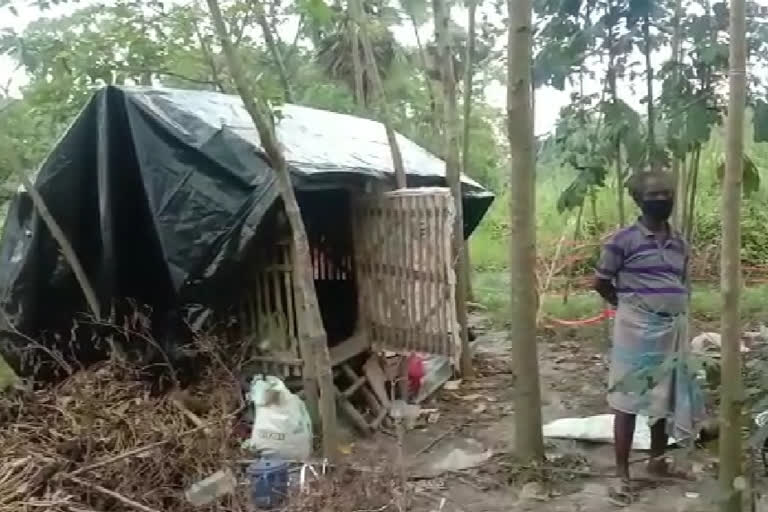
[507,0,544,459]
[433,0,471,376]
[350,12,365,104]
[253,0,294,103]
[205,0,337,460]
[401,0,437,118]
[718,0,746,505]
[350,0,407,188]
[670,0,684,227]
[461,0,477,303]
[642,8,654,160]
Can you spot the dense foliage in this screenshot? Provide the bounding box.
[3,0,768,271]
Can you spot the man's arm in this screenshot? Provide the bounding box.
[594,277,618,307]
[594,233,623,307]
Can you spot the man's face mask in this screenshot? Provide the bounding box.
[641,198,674,222]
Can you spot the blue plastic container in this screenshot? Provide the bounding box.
[246,458,289,509]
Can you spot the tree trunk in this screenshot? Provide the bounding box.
[719,0,746,506]
[643,11,654,162]
[507,0,544,461]
[408,11,437,120]
[194,20,225,92]
[205,0,337,460]
[605,6,625,227]
[434,0,471,377]
[562,201,584,305]
[674,153,688,229]
[615,141,625,227]
[670,0,684,226]
[461,0,477,303]
[254,0,294,103]
[684,146,700,241]
[350,21,365,105]
[351,0,407,189]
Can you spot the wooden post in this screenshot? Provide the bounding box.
[719,0,746,507]
[507,0,544,461]
[433,0,471,377]
[205,0,337,460]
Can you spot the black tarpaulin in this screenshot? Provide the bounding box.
[0,85,493,357]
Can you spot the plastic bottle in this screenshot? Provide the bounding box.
[185,469,237,507]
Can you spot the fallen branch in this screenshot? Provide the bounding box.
[64,475,161,512]
[414,421,470,456]
[170,397,210,433]
[68,408,242,477]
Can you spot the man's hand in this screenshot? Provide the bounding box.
[594,277,618,308]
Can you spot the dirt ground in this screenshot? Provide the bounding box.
[334,312,765,512]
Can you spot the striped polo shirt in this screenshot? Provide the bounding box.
[596,220,689,314]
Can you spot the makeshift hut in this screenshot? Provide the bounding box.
[0,86,493,405]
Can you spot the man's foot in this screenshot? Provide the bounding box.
[608,478,633,507]
[646,457,694,480]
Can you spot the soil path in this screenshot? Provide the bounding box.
[342,313,726,511]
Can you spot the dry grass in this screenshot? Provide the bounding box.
[0,317,407,512]
[0,359,247,512]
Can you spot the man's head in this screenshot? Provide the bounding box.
[627,170,675,223]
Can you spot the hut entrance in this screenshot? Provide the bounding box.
[236,189,358,376]
[237,187,458,378]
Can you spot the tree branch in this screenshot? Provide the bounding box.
[1,139,101,321]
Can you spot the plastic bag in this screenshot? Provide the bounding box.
[542,414,677,450]
[243,376,313,461]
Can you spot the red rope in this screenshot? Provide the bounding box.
[543,308,615,328]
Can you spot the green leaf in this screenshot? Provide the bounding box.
[557,166,606,213]
[683,102,716,146]
[716,154,761,197]
[301,0,334,26]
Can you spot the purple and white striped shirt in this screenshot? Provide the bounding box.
[596,220,689,314]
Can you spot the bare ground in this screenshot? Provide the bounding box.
[335,313,747,512]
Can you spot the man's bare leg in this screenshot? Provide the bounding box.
[609,411,636,505]
[647,419,692,479]
[614,411,636,478]
[650,418,668,460]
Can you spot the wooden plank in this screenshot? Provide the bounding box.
[375,203,387,349]
[342,375,367,398]
[443,194,458,358]
[282,243,297,349]
[417,195,427,341]
[336,387,372,435]
[249,285,258,341]
[431,194,441,354]
[329,333,370,366]
[363,355,391,409]
[398,195,408,351]
[340,364,383,420]
[271,248,285,350]
[405,194,415,352]
[391,197,402,350]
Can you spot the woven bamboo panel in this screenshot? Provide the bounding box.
[352,188,459,359]
[238,239,302,377]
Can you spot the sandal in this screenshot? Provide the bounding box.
[608,478,633,507]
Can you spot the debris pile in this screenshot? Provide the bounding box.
[0,361,247,511]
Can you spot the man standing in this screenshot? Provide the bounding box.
[594,170,704,504]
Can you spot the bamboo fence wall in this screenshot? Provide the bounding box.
[352,188,459,359]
